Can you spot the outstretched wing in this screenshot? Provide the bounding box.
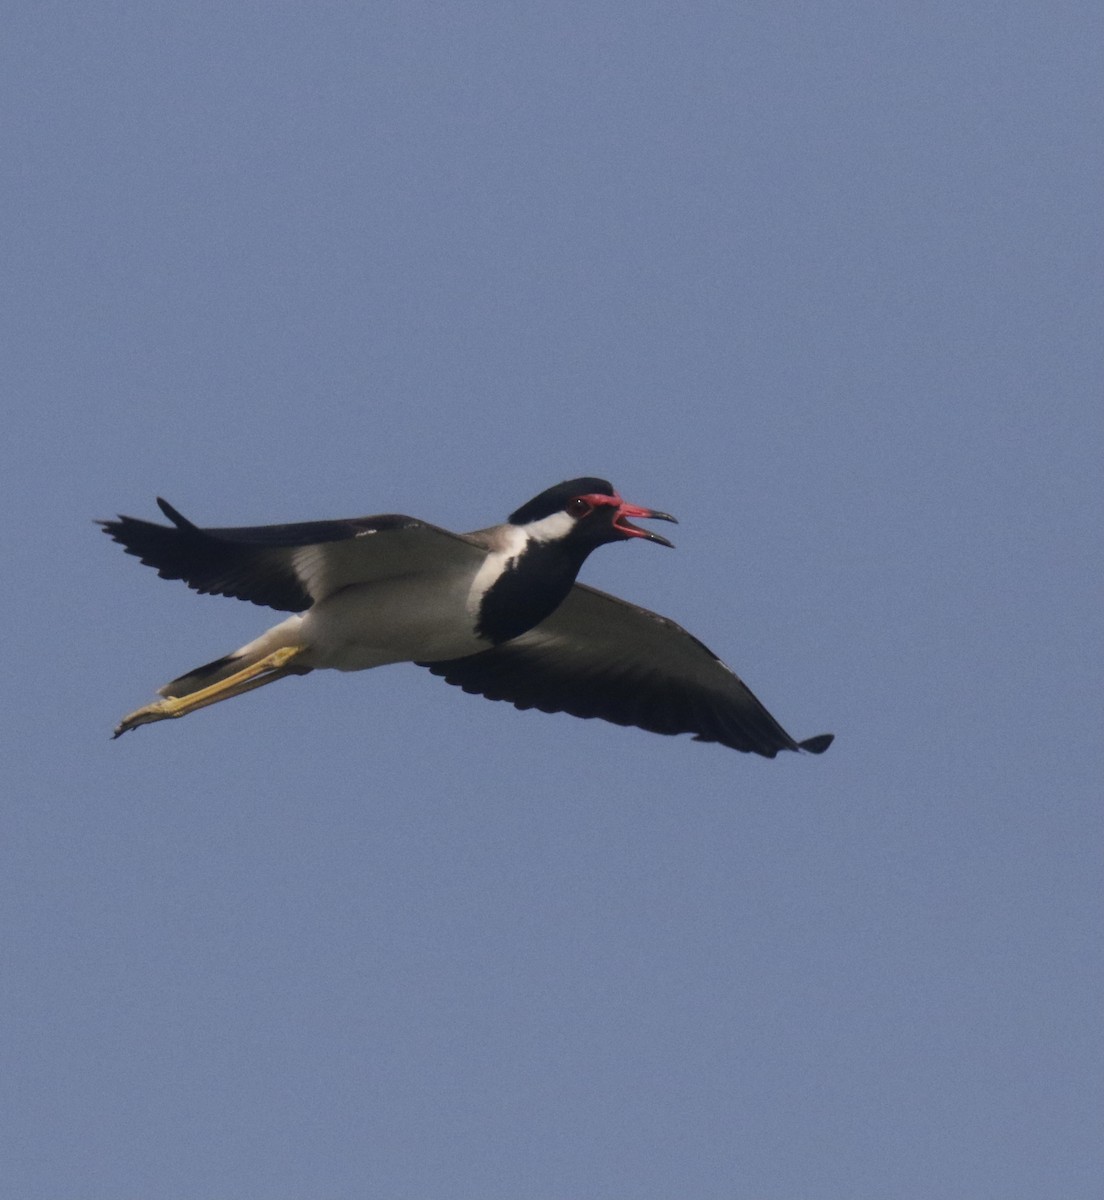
[99,497,482,612]
[421,583,833,758]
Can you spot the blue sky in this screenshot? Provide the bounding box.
[4,3,1101,1196]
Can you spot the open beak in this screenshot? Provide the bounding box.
[613,502,678,548]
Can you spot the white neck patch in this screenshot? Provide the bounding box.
[519,510,576,543]
[465,512,575,620]
[466,523,530,618]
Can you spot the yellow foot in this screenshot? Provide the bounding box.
[112,701,185,738]
[112,645,309,738]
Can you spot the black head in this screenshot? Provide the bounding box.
[508,477,677,548]
[474,478,677,644]
[507,478,615,525]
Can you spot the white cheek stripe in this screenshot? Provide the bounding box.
[522,511,576,542]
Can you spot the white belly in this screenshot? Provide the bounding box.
[297,577,490,671]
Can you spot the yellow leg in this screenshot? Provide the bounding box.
[113,646,309,738]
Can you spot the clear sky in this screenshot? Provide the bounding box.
[4,3,1101,1197]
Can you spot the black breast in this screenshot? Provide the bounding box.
[475,540,585,645]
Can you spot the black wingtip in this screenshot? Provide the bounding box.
[155,497,197,528]
[97,515,127,540]
[798,733,834,754]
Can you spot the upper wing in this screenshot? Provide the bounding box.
[99,497,483,611]
[421,583,833,758]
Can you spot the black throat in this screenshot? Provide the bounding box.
[475,537,590,645]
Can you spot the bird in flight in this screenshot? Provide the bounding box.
[100,477,833,757]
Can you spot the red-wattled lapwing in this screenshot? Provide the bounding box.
[100,477,833,757]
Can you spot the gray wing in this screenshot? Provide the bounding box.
[99,497,482,611]
[421,583,833,758]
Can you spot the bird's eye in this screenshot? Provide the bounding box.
[567,496,592,518]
